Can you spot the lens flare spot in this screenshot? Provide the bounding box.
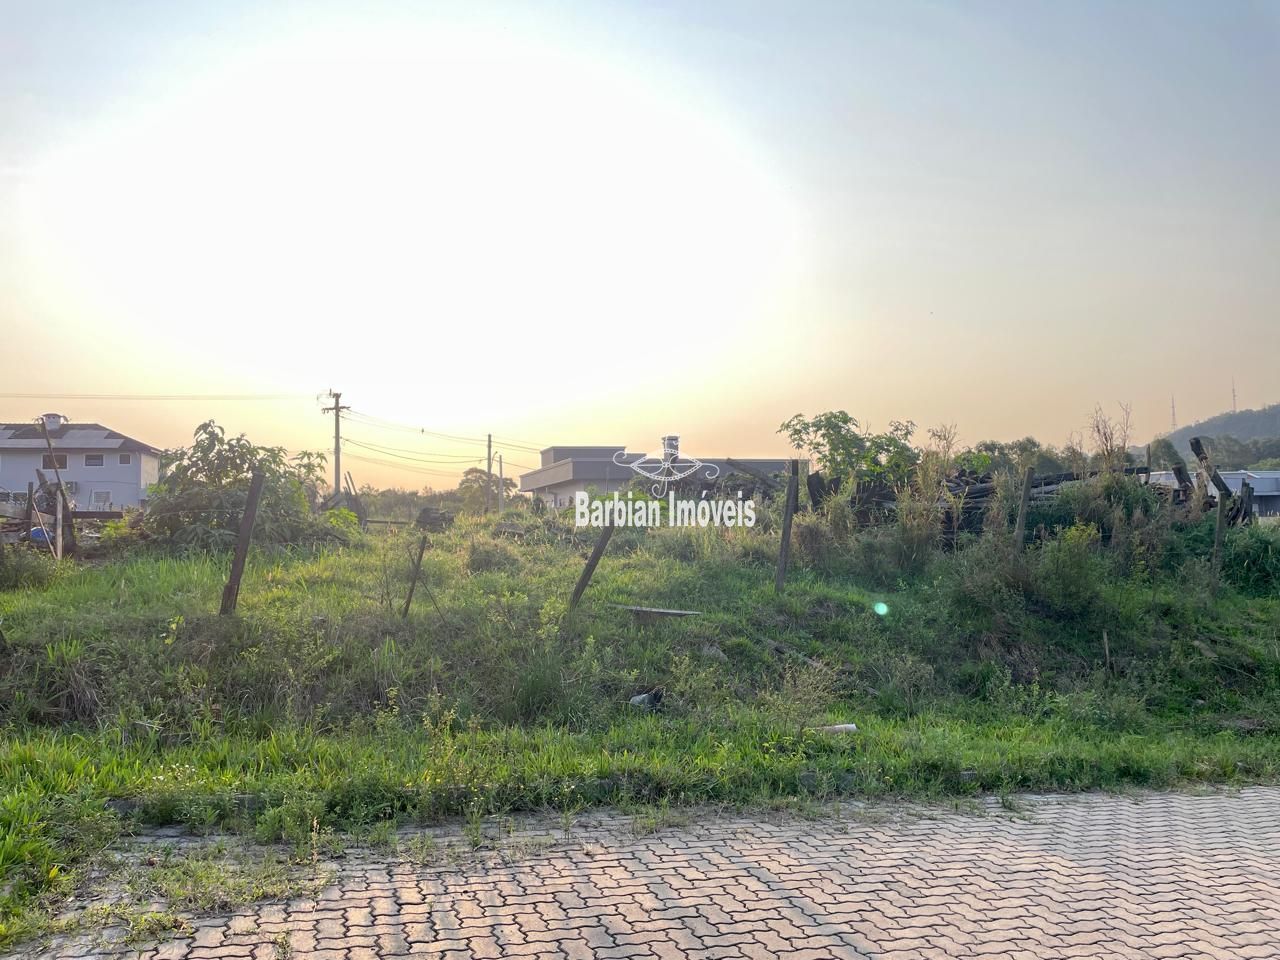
[873,602,890,617]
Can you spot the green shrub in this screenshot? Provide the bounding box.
[0,548,57,591]
[791,512,835,571]
[1223,525,1280,595]
[143,421,342,550]
[1029,522,1107,618]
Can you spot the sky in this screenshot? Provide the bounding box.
[3,1,1278,488]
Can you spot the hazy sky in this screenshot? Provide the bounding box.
[3,1,1277,486]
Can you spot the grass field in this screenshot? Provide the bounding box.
[2,482,1279,944]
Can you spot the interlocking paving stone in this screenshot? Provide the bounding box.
[12,787,1280,959]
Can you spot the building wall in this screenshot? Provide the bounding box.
[534,478,631,509]
[0,449,157,508]
[1148,470,1280,517]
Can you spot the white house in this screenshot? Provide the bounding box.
[0,413,162,510]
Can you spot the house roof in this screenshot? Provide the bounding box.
[0,422,162,455]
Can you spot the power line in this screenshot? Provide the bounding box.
[342,437,485,464]
[0,392,308,400]
[491,435,545,452]
[344,408,547,451]
[342,452,479,478]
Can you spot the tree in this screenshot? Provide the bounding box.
[955,438,1067,476]
[1089,403,1133,472]
[144,421,345,548]
[456,467,518,515]
[1204,436,1255,470]
[779,412,917,485]
[1148,437,1187,472]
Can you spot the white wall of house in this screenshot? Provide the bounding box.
[0,449,160,509]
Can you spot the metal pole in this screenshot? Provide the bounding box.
[498,454,504,514]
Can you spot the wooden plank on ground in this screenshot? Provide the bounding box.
[610,605,702,623]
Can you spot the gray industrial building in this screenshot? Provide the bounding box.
[519,440,790,508]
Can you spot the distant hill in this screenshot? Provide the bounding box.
[1155,405,1280,452]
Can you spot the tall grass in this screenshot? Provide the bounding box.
[1,480,1279,944]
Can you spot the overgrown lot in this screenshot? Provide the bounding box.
[2,475,1279,944]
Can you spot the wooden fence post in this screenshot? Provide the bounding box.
[1013,467,1035,546]
[775,460,799,593]
[220,469,265,616]
[570,522,614,609]
[39,422,77,555]
[1211,493,1227,580]
[23,482,33,539]
[402,534,429,618]
[54,496,63,561]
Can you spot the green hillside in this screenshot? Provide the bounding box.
[1159,405,1280,457]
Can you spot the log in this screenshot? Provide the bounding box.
[1190,437,1232,498]
[219,469,265,616]
[570,523,614,609]
[1171,463,1194,492]
[1013,467,1035,545]
[1212,493,1227,578]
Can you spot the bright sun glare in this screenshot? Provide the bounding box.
[23,24,803,414]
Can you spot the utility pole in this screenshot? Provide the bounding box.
[486,433,493,514]
[1170,396,1177,433]
[1232,378,1238,413]
[322,390,349,498]
[497,454,504,514]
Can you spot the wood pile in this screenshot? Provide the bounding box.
[415,506,454,532]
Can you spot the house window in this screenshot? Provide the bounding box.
[0,492,9,503]
[85,454,105,467]
[92,491,112,507]
[42,453,68,470]
[119,453,132,465]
